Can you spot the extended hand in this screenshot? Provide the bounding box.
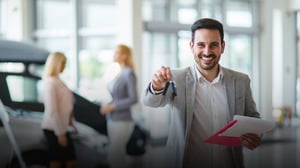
[100,103,115,115]
[152,66,172,91]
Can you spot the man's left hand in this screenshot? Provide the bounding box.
[240,133,262,150]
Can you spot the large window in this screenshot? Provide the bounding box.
[225,0,253,27]
[0,0,7,39]
[34,0,74,88]
[223,34,253,76]
[143,0,258,88]
[34,0,117,102]
[77,0,117,102]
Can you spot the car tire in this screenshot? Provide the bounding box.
[8,150,48,168]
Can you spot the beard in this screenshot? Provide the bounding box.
[196,54,220,71]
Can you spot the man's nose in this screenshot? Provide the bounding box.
[203,46,211,55]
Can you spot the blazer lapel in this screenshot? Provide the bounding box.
[185,66,196,139]
[223,69,235,119]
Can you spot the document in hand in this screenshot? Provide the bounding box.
[204,115,275,146]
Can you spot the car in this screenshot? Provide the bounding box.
[0,103,108,168]
[0,40,108,168]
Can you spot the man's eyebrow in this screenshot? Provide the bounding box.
[195,41,220,45]
[211,42,220,45]
[195,41,204,45]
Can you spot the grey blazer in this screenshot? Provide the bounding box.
[141,66,260,168]
[107,67,138,121]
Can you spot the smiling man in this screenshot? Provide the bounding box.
[141,18,261,168]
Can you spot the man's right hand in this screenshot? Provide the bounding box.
[151,66,172,91]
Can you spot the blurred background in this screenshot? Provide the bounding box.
[1,0,300,167]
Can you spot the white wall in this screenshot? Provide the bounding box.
[259,0,297,120]
[290,0,300,10]
[275,0,297,118]
[259,0,274,120]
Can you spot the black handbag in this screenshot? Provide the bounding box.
[126,124,147,156]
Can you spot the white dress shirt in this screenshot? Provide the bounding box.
[185,65,234,168]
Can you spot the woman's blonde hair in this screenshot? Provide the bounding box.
[116,44,135,71]
[43,52,67,78]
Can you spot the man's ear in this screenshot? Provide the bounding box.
[221,41,225,53]
[189,41,194,50]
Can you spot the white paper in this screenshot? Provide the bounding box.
[219,115,275,137]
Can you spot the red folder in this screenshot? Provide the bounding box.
[204,120,242,146]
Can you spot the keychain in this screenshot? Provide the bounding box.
[162,81,177,100]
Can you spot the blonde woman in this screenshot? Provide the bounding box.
[41,52,76,168]
[100,44,138,168]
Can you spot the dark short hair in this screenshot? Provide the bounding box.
[191,18,224,43]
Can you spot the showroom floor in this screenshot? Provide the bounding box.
[127,118,300,168]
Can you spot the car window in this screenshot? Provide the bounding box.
[7,75,43,103]
[0,63,24,73]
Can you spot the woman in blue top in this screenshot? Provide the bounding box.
[100,44,138,168]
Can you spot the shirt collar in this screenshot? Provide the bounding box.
[194,64,224,83]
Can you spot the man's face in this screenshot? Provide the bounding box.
[190,29,225,72]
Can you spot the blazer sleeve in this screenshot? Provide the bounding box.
[141,82,169,108]
[244,76,260,118]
